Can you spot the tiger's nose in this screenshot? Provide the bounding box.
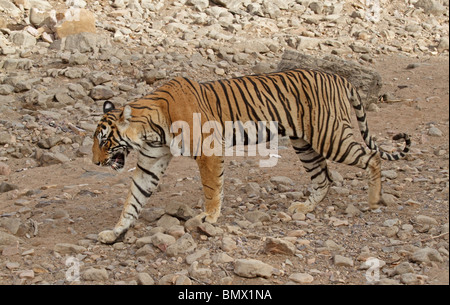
[94,161,100,166]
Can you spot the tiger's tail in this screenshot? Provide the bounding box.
[349,87,411,161]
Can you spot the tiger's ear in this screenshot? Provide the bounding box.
[123,105,132,120]
[103,101,115,114]
[119,105,132,125]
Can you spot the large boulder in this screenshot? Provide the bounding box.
[277,50,382,107]
[54,8,96,39]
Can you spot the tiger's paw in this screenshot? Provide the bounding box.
[197,212,219,224]
[288,202,315,214]
[185,212,219,231]
[98,229,118,244]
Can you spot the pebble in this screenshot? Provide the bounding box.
[82,267,109,281]
[137,272,155,285]
[165,202,195,220]
[186,248,210,265]
[166,233,197,257]
[381,170,398,180]
[244,211,271,223]
[53,243,86,255]
[264,238,296,255]
[428,127,443,137]
[150,232,176,250]
[415,215,438,225]
[189,261,212,279]
[289,272,314,284]
[221,236,237,252]
[234,259,274,279]
[157,214,181,230]
[334,255,354,267]
[411,247,444,263]
[393,262,415,275]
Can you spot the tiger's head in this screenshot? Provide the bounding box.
[92,101,134,171]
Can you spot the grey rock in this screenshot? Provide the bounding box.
[415,215,438,225]
[165,202,195,220]
[345,204,361,217]
[437,37,449,52]
[270,176,294,187]
[0,84,14,95]
[137,272,155,285]
[151,232,176,250]
[90,85,115,100]
[2,59,33,70]
[90,72,113,86]
[166,233,197,257]
[0,231,20,246]
[10,31,37,48]
[297,37,323,50]
[394,262,414,275]
[37,136,61,149]
[0,132,13,145]
[189,261,212,279]
[381,170,398,179]
[186,248,210,265]
[400,273,425,285]
[264,237,296,255]
[69,53,89,65]
[411,247,444,263]
[244,210,271,223]
[262,1,281,18]
[63,33,110,53]
[54,243,86,255]
[428,127,443,137]
[36,151,70,166]
[141,208,165,223]
[289,272,314,284]
[414,0,446,15]
[156,214,180,230]
[277,50,382,107]
[188,0,209,11]
[221,236,237,252]
[334,255,354,267]
[82,267,109,281]
[234,259,274,278]
[0,182,19,193]
[210,0,243,12]
[381,193,398,206]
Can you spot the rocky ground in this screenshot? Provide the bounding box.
[0,0,449,285]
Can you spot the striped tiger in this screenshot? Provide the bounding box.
[92,68,411,244]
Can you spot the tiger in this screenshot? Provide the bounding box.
[92,68,411,244]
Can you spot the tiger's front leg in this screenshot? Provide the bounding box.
[98,148,172,244]
[194,155,224,224]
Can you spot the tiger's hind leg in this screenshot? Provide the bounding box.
[326,137,382,210]
[288,138,332,214]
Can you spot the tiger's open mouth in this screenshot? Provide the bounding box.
[110,152,126,171]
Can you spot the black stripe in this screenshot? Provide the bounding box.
[137,163,160,181]
[132,179,152,198]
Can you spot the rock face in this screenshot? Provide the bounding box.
[277,50,383,107]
